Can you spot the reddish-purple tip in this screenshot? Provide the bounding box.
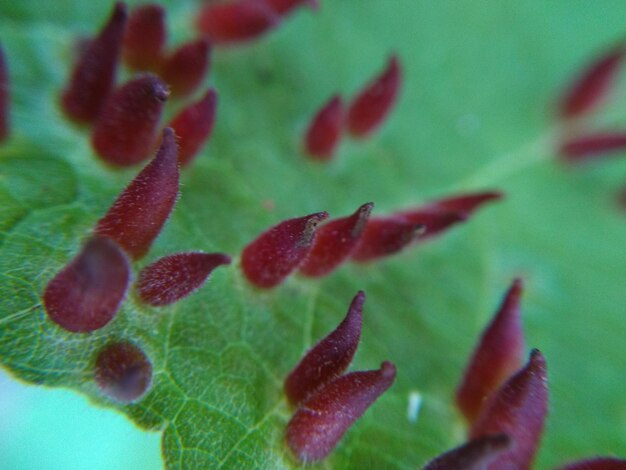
[559,132,626,162]
[557,457,626,470]
[265,0,318,15]
[286,361,396,463]
[160,39,211,98]
[304,94,344,161]
[43,236,130,333]
[241,211,328,288]
[423,434,511,470]
[169,89,217,167]
[284,291,365,405]
[95,341,152,403]
[91,73,169,166]
[351,216,424,263]
[0,43,9,142]
[61,2,127,123]
[123,4,167,71]
[456,279,526,424]
[470,349,549,470]
[95,128,180,260]
[138,252,231,306]
[347,55,402,138]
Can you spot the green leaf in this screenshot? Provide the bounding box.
[1,1,626,468]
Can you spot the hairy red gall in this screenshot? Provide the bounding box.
[559,132,626,162]
[304,94,344,161]
[94,341,152,403]
[160,39,211,98]
[123,3,167,71]
[423,434,511,470]
[556,457,626,470]
[351,215,424,262]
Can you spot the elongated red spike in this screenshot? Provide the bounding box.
[196,0,280,45]
[284,291,365,405]
[304,94,344,161]
[559,45,625,120]
[169,89,217,166]
[470,349,549,470]
[0,43,9,142]
[456,279,525,424]
[265,0,319,16]
[346,55,401,138]
[138,252,231,306]
[396,210,465,240]
[559,132,626,162]
[43,236,130,333]
[351,216,424,263]
[160,39,211,98]
[241,212,328,288]
[286,361,396,463]
[423,434,511,470]
[123,4,167,71]
[95,341,152,403]
[557,457,626,470]
[95,128,179,260]
[61,3,127,123]
[299,203,373,277]
[92,73,169,166]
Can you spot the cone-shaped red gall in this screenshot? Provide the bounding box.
[559,44,625,120]
[196,0,280,45]
[350,215,424,262]
[0,43,9,142]
[346,55,401,138]
[299,203,373,277]
[43,236,130,333]
[241,212,328,288]
[556,457,626,470]
[470,349,549,470]
[559,132,626,162]
[456,279,526,424]
[169,89,217,166]
[95,341,152,403]
[91,73,169,166]
[286,361,396,463]
[304,94,344,161]
[423,434,511,470]
[61,2,127,123]
[160,39,211,98]
[95,128,180,260]
[123,4,167,71]
[265,0,319,15]
[284,291,365,405]
[138,252,231,306]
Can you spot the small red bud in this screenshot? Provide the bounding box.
[138,252,231,306]
[304,94,344,161]
[95,341,152,403]
[346,55,401,138]
[123,4,167,71]
[423,434,511,470]
[92,73,169,166]
[95,128,180,260]
[286,361,396,463]
[284,291,364,405]
[556,457,626,470]
[0,43,9,142]
[43,236,130,333]
[160,39,211,98]
[61,2,127,123]
[350,216,424,263]
[559,132,626,162]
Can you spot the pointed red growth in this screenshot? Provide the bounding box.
[138,252,231,306]
[559,45,625,119]
[423,434,511,470]
[557,458,626,470]
[351,216,424,262]
[470,349,549,470]
[241,212,328,288]
[559,132,626,162]
[347,55,402,138]
[123,4,167,71]
[43,236,130,333]
[0,43,9,142]
[92,73,169,166]
[285,291,365,405]
[169,89,218,166]
[456,279,526,424]
[61,3,127,123]
[95,341,152,403]
[196,0,280,45]
[160,39,211,98]
[95,128,179,260]
[304,94,344,161]
[286,361,396,463]
[300,203,373,277]
[265,0,319,15]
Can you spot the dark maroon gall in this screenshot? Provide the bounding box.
[284,291,365,405]
[241,212,328,288]
[456,279,525,424]
[556,457,626,470]
[138,252,231,306]
[559,132,626,162]
[265,0,319,15]
[43,236,130,333]
[61,2,127,123]
[94,128,180,260]
[423,434,511,470]
[169,89,218,166]
[160,39,211,98]
[304,94,344,161]
[350,216,424,262]
[95,341,152,403]
[123,4,167,71]
[346,55,402,138]
[286,361,396,463]
[0,43,8,142]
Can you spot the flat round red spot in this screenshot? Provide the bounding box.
[95,341,152,403]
